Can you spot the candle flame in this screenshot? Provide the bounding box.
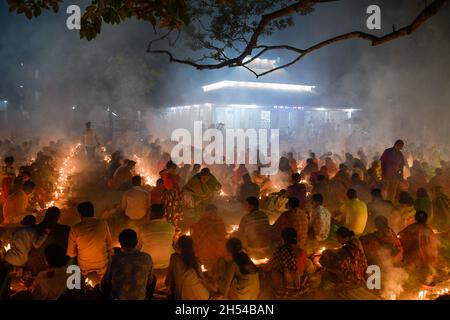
[201,265,207,272]
[3,243,11,252]
[250,257,269,265]
[85,278,94,288]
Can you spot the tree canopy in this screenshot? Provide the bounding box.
[7,0,450,77]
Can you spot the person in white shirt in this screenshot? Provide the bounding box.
[67,202,113,279]
[121,175,150,222]
[82,122,100,160]
[5,215,50,267]
[310,193,331,242]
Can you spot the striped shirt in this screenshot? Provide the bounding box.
[238,210,271,249]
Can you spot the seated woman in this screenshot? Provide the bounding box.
[266,228,307,296]
[398,211,439,283]
[165,235,210,300]
[190,204,227,270]
[221,238,260,300]
[319,227,368,286]
[360,216,403,267]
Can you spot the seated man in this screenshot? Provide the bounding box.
[287,173,307,209]
[360,216,403,267]
[310,193,331,242]
[5,215,49,268]
[121,175,150,230]
[236,197,272,259]
[140,204,175,269]
[101,229,155,300]
[272,197,309,249]
[109,160,136,190]
[238,174,260,203]
[190,204,227,269]
[338,189,368,236]
[28,206,70,275]
[67,202,113,280]
[32,244,70,300]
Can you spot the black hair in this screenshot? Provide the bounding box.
[200,167,210,175]
[415,210,428,224]
[399,191,414,206]
[156,178,164,185]
[77,201,95,218]
[374,215,389,230]
[45,244,69,268]
[336,227,355,239]
[21,215,36,226]
[119,229,138,249]
[394,140,404,147]
[287,197,300,209]
[178,236,200,274]
[132,175,142,186]
[312,193,324,204]
[23,181,36,193]
[150,204,165,219]
[281,227,298,245]
[347,188,357,199]
[226,238,257,275]
[246,196,259,210]
[371,189,382,198]
[43,206,61,225]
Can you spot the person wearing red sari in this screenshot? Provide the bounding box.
[190,204,227,269]
[398,211,439,282]
[160,161,183,225]
[360,216,403,266]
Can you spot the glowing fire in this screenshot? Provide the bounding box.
[186,231,191,236]
[85,278,94,288]
[3,243,11,252]
[219,190,227,196]
[418,290,428,300]
[250,257,269,265]
[317,247,326,255]
[230,225,239,233]
[132,154,157,187]
[201,265,208,272]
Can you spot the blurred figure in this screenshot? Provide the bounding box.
[82,122,100,161]
[398,211,439,283]
[2,181,36,225]
[109,159,136,191]
[160,161,183,224]
[238,174,260,203]
[150,178,165,205]
[190,204,227,270]
[380,140,406,203]
[365,189,393,233]
[1,156,17,203]
[414,188,433,224]
[431,186,450,231]
[287,173,307,209]
[31,244,70,300]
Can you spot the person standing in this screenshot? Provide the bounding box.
[82,122,100,161]
[380,140,406,203]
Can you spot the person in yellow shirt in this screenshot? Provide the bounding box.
[338,189,368,235]
[2,181,35,225]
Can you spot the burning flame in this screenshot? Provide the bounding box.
[3,243,11,252]
[250,257,269,266]
[418,290,428,300]
[186,231,191,236]
[85,278,94,288]
[201,265,208,272]
[219,190,227,197]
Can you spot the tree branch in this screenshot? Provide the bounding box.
[147,0,449,76]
